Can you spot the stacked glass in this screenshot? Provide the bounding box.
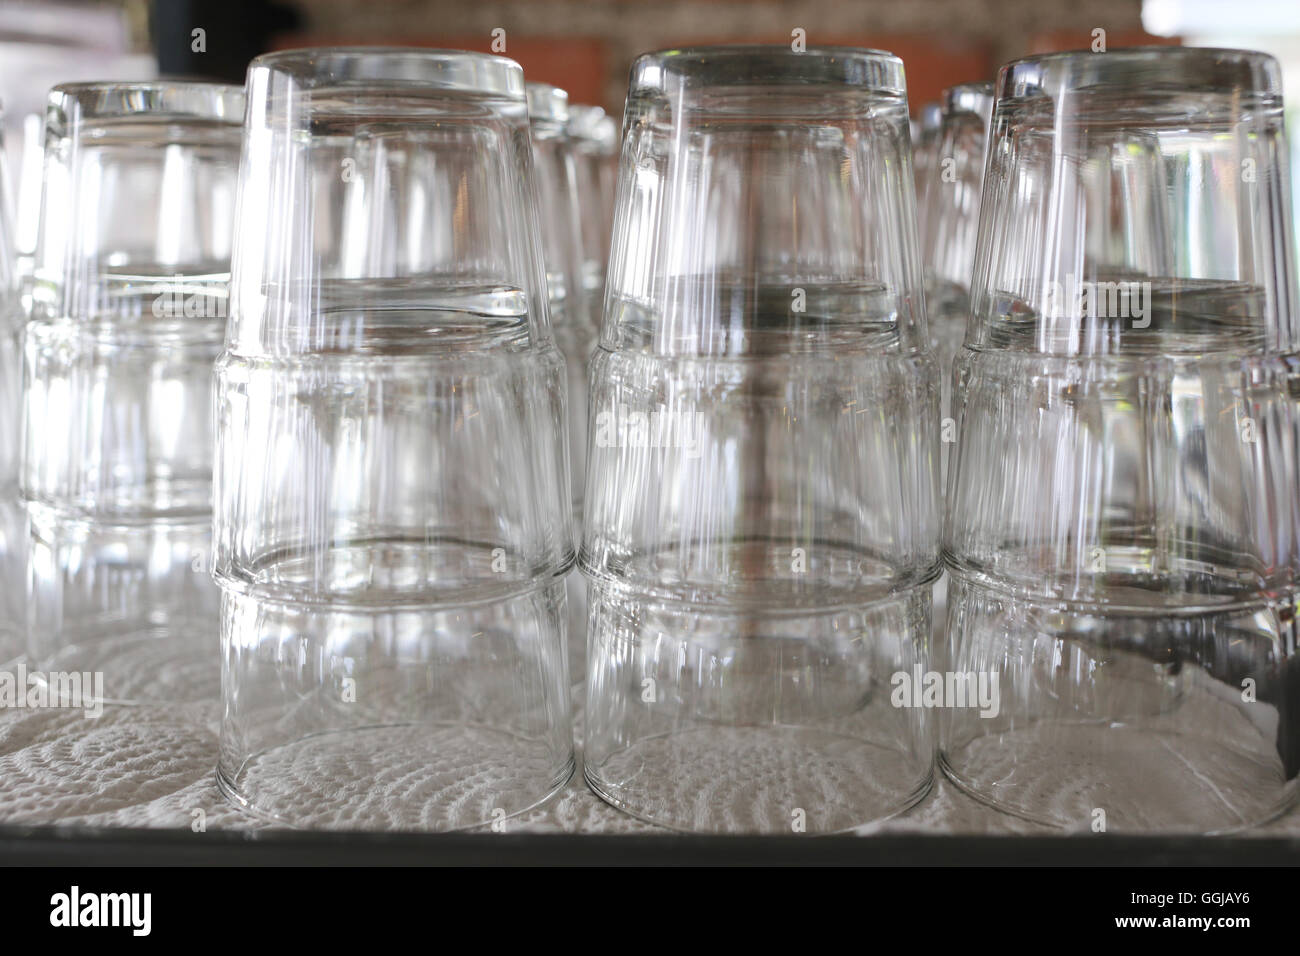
[21,82,243,703]
[528,83,597,684]
[566,103,618,309]
[912,100,942,246]
[919,82,993,383]
[0,109,22,669]
[213,49,574,830]
[582,47,940,833]
[942,48,1300,832]
[918,83,993,641]
[567,104,618,686]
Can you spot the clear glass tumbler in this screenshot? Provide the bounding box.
[566,103,618,308]
[0,108,23,669]
[214,49,575,830]
[529,83,596,685]
[20,82,243,703]
[919,82,993,383]
[918,82,993,643]
[942,48,1300,832]
[582,46,941,833]
[912,100,942,245]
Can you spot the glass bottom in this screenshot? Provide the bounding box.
[583,580,935,833]
[941,722,1297,833]
[586,725,933,834]
[34,624,219,707]
[26,508,220,706]
[940,575,1300,833]
[218,722,574,831]
[217,580,573,832]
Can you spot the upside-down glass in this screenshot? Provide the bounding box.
[567,104,618,306]
[214,49,574,830]
[0,108,21,668]
[942,48,1300,832]
[912,100,942,246]
[528,82,597,685]
[21,83,242,702]
[919,83,993,642]
[920,82,993,380]
[583,46,940,833]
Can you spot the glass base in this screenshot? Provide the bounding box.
[586,725,933,833]
[583,580,935,833]
[26,507,220,705]
[218,722,574,831]
[217,580,574,832]
[33,624,220,707]
[940,575,1300,833]
[941,723,1298,834]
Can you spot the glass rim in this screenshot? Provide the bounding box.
[526,82,569,125]
[942,81,994,117]
[997,46,1282,99]
[248,46,526,98]
[567,104,617,147]
[47,81,244,122]
[629,44,906,95]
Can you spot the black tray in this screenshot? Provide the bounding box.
[2,822,1297,866]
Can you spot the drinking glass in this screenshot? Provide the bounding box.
[529,83,596,684]
[919,82,993,381]
[942,48,1300,832]
[20,82,243,703]
[0,109,22,668]
[918,83,993,642]
[582,46,940,833]
[214,49,575,830]
[559,102,618,687]
[567,103,618,306]
[912,100,942,244]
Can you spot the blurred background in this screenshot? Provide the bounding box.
[2,0,1300,245]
